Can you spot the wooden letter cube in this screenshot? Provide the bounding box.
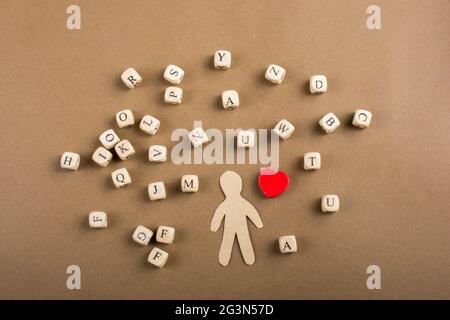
[148,247,169,268]
[304,152,321,170]
[164,86,183,104]
[163,64,184,84]
[116,109,135,128]
[321,195,340,213]
[148,182,166,200]
[92,147,113,167]
[352,109,372,128]
[156,226,176,244]
[265,64,286,84]
[114,139,135,160]
[222,90,239,109]
[310,75,327,93]
[237,130,255,148]
[121,67,142,89]
[148,145,168,162]
[214,50,231,69]
[189,127,209,148]
[99,129,120,149]
[60,152,80,170]
[181,175,199,192]
[319,112,340,133]
[279,235,297,253]
[89,211,108,228]
[139,115,160,135]
[132,225,153,246]
[273,119,295,140]
[111,168,131,188]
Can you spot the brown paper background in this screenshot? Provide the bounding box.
[0,0,449,299]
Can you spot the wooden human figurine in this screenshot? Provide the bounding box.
[211,171,263,266]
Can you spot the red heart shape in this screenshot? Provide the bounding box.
[258,168,289,198]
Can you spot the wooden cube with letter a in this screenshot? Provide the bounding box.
[279,235,297,253]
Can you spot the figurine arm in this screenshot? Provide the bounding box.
[211,203,226,232]
[245,201,263,228]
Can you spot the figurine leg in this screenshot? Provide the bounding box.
[237,230,255,265]
[219,230,235,266]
